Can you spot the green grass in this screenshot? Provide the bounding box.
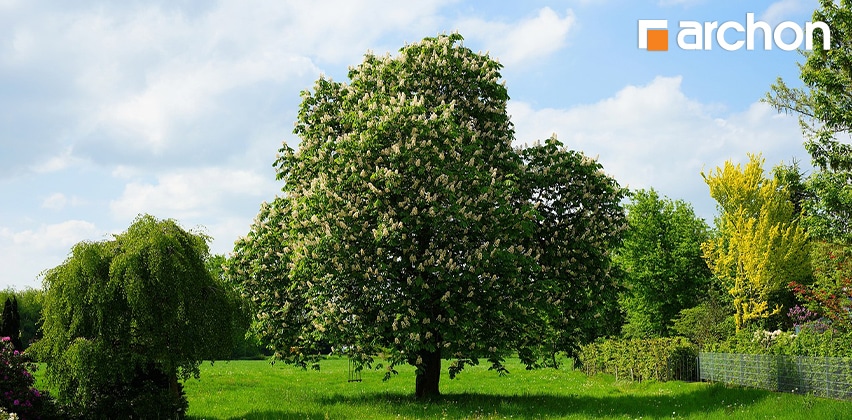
[180,357,852,419]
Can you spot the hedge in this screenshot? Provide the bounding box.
[706,328,852,357]
[578,337,698,382]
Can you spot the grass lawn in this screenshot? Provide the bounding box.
[179,357,852,419]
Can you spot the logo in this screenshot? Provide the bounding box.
[638,19,669,51]
[638,13,830,51]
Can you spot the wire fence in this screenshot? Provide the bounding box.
[699,352,852,399]
[580,354,700,383]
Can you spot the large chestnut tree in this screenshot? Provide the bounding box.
[230,34,626,398]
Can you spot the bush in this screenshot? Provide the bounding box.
[671,289,735,349]
[69,364,188,420]
[0,337,61,419]
[707,328,852,357]
[790,241,852,332]
[578,337,697,382]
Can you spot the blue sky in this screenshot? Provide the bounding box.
[1,0,821,290]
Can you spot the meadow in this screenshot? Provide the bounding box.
[180,357,852,419]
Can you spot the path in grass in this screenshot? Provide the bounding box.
[183,357,852,419]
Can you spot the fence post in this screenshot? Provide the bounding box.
[696,355,701,382]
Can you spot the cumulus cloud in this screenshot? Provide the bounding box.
[41,193,85,211]
[109,167,275,221]
[0,0,455,176]
[2,0,582,178]
[456,7,576,66]
[108,166,281,261]
[29,147,86,174]
[3,220,100,250]
[509,76,808,221]
[0,220,103,288]
[5,0,590,289]
[41,193,68,211]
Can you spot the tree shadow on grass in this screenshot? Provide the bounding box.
[188,383,773,419]
[314,383,772,419]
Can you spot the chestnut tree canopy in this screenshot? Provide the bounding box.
[229,34,626,398]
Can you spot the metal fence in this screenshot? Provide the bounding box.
[699,352,852,399]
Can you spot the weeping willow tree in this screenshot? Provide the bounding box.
[32,214,244,418]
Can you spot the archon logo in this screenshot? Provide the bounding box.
[638,13,831,51]
[639,19,669,51]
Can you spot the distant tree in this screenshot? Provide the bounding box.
[671,288,735,349]
[0,296,22,351]
[765,0,852,243]
[206,253,260,359]
[701,154,811,332]
[615,189,713,338]
[0,288,45,350]
[229,34,627,398]
[32,215,243,418]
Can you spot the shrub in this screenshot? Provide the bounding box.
[787,305,832,333]
[790,241,852,332]
[0,337,61,419]
[578,337,697,382]
[671,289,736,349]
[707,328,852,357]
[72,364,188,419]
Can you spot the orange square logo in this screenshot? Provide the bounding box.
[647,29,668,51]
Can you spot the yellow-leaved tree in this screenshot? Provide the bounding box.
[701,154,810,332]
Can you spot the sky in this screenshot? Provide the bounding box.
[1,0,823,290]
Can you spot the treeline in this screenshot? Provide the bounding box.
[582,0,852,374]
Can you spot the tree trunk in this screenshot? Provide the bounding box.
[168,370,184,416]
[415,348,441,398]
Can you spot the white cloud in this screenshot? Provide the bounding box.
[509,76,808,221]
[41,193,67,211]
[29,147,86,174]
[109,168,275,221]
[0,220,102,289]
[4,220,100,250]
[456,7,576,66]
[107,167,278,269]
[1,0,455,174]
[205,216,261,257]
[41,193,84,211]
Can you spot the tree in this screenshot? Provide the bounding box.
[0,288,43,350]
[765,0,852,243]
[0,296,22,351]
[701,154,811,332]
[229,34,627,398]
[615,189,713,338]
[32,215,243,418]
[671,288,735,349]
[517,137,627,358]
[206,253,263,359]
